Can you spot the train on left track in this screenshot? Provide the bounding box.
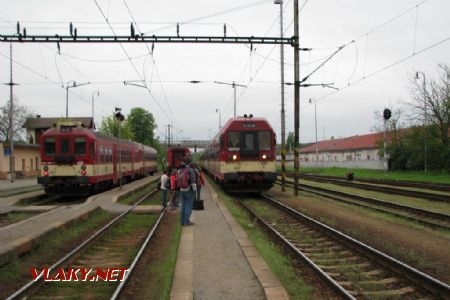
[37,121,157,196]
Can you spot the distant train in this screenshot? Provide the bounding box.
[38,122,157,196]
[167,146,191,169]
[200,115,277,191]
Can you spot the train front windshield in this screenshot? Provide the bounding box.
[227,131,272,151]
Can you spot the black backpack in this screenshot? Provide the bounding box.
[164,177,171,189]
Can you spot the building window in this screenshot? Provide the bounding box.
[30,159,33,171]
[35,157,39,170]
[367,155,370,160]
[22,158,25,172]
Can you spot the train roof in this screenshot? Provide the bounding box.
[220,116,274,133]
[41,127,156,152]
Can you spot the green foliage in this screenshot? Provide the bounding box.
[286,131,295,151]
[386,125,450,172]
[127,107,157,146]
[99,113,133,139]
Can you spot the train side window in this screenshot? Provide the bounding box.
[61,138,70,154]
[227,132,240,151]
[44,138,56,156]
[75,137,86,155]
[258,131,271,150]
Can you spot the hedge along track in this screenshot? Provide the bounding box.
[239,194,450,299]
[6,188,163,300]
[286,173,450,202]
[276,179,450,231]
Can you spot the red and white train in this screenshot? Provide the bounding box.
[167,146,191,169]
[38,122,157,196]
[200,115,277,191]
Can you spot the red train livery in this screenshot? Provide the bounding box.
[167,146,191,169]
[200,115,277,191]
[38,122,157,196]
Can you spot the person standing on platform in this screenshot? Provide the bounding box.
[160,170,169,209]
[196,167,205,201]
[168,168,178,209]
[179,158,196,226]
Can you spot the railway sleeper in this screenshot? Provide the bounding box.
[317,262,371,270]
[306,250,353,258]
[362,286,416,297]
[312,255,361,265]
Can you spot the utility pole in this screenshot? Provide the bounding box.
[166,124,171,148]
[275,0,286,191]
[415,71,427,173]
[91,91,100,128]
[309,98,318,166]
[293,0,300,196]
[214,81,247,118]
[115,108,125,189]
[4,43,18,183]
[66,80,90,118]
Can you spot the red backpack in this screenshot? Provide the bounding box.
[177,168,190,189]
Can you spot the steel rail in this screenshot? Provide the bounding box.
[287,173,450,202]
[277,179,450,230]
[6,186,158,300]
[237,197,356,299]
[259,193,450,298]
[110,207,166,300]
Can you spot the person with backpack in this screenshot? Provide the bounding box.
[179,158,196,226]
[160,169,169,209]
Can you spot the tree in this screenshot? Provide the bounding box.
[409,64,450,170]
[127,107,157,147]
[0,97,31,142]
[286,131,295,152]
[99,114,133,139]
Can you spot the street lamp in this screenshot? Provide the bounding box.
[91,91,100,128]
[415,71,427,173]
[215,108,222,132]
[309,98,318,166]
[65,80,90,118]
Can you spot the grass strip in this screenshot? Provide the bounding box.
[117,181,159,205]
[0,211,40,227]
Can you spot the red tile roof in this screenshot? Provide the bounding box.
[300,132,383,153]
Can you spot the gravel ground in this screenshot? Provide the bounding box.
[192,185,266,300]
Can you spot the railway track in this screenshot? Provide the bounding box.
[276,179,450,231]
[6,188,163,300]
[239,194,450,299]
[298,173,450,193]
[286,173,450,202]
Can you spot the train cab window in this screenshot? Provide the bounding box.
[258,131,272,150]
[243,133,256,150]
[74,137,86,155]
[61,139,70,154]
[44,138,56,156]
[227,132,240,151]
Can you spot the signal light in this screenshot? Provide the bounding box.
[44,171,49,176]
[383,108,392,120]
[81,170,87,176]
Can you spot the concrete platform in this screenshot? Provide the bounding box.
[0,175,159,266]
[171,181,289,300]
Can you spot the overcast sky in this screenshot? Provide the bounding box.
[1,0,449,143]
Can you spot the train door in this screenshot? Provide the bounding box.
[113,144,118,184]
[240,132,258,157]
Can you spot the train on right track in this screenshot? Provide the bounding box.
[200,115,277,192]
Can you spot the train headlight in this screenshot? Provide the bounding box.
[262,154,267,160]
[232,154,238,160]
[44,170,49,176]
[81,170,87,176]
